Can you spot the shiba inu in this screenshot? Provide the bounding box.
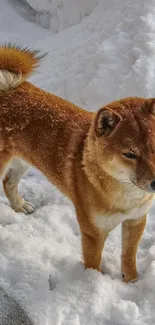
[0,44,155,282]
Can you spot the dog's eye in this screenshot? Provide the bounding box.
[123,152,137,159]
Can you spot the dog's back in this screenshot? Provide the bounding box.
[0,45,92,198]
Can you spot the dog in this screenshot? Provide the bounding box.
[0,44,155,283]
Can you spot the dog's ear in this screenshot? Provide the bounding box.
[95,107,122,137]
[145,98,155,116]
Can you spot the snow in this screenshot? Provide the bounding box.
[110,300,140,325]
[24,0,100,32]
[1,0,155,324]
[144,261,155,291]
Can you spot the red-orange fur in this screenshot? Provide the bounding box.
[0,44,41,76]
[0,45,155,282]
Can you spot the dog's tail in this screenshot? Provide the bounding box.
[0,44,45,92]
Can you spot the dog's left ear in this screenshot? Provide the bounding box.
[95,107,122,137]
[145,98,155,115]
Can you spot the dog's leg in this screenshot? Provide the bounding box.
[3,158,35,214]
[0,153,12,180]
[82,230,107,271]
[121,216,146,283]
[76,206,108,271]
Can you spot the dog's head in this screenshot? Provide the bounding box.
[91,97,155,192]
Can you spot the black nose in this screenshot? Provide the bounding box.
[150,180,155,191]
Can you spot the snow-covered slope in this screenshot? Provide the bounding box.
[21,0,100,31]
[1,0,155,324]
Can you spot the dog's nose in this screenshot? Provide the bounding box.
[150,180,155,191]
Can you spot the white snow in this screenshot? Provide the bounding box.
[24,0,100,32]
[110,300,140,325]
[144,261,155,291]
[1,0,155,324]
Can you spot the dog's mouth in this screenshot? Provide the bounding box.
[131,180,155,194]
[110,169,155,194]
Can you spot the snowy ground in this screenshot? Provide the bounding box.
[1,0,155,324]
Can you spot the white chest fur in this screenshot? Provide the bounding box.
[94,184,154,231]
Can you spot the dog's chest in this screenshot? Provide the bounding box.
[93,185,154,231]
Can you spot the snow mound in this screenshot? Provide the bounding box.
[23,0,100,31]
[144,261,155,291]
[110,300,140,325]
[27,0,155,110]
[148,243,155,259]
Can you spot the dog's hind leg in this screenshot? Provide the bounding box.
[3,158,35,214]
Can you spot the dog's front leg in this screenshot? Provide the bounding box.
[81,230,107,272]
[76,206,108,272]
[121,216,146,283]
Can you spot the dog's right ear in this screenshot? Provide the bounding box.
[95,107,121,137]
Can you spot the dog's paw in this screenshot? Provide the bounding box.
[122,272,138,283]
[14,202,35,214]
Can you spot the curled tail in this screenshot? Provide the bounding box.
[0,43,45,92]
